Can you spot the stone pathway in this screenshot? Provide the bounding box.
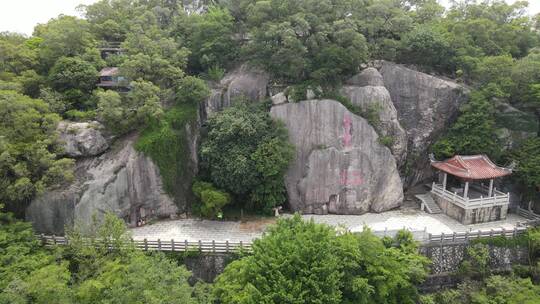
[130,208,530,242]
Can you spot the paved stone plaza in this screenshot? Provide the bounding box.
[130,208,530,242]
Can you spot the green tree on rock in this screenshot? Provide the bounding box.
[200,102,294,212]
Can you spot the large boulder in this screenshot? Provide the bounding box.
[271,100,403,214]
[378,61,469,185]
[202,65,269,118]
[26,134,181,234]
[342,68,408,165]
[57,121,109,158]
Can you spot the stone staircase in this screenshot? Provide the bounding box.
[415,193,442,214]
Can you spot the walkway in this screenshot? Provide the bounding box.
[130,208,530,242]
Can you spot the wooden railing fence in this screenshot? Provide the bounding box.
[38,235,252,253]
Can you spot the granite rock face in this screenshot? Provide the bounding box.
[271,100,403,214]
[26,134,180,234]
[378,61,469,185]
[202,65,269,119]
[57,121,109,158]
[342,68,407,165]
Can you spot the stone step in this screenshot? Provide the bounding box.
[415,194,442,214]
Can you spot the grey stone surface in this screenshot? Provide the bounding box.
[57,121,109,157]
[271,92,287,105]
[341,83,407,165]
[184,254,232,284]
[379,61,469,186]
[202,64,269,118]
[346,67,385,87]
[270,99,403,214]
[27,134,180,234]
[422,243,528,274]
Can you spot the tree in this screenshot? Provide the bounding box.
[175,76,210,105]
[399,25,455,72]
[192,181,231,218]
[0,205,72,304]
[214,215,429,304]
[0,90,74,214]
[96,80,163,135]
[200,102,294,212]
[432,91,499,159]
[238,0,369,84]
[48,56,98,108]
[187,7,238,73]
[512,138,540,198]
[34,15,96,71]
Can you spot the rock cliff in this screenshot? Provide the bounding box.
[57,121,109,158]
[341,68,408,165]
[376,61,469,185]
[27,131,183,234]
[201,65,269,119]
[271,100,403,214]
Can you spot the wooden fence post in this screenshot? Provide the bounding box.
[52,234,56,245]
[184,240,188,252]
[144,238,148,251]
[198,240,202,252]
[240,241,244,251]
[158,239,161,251]
[212,240,216,253]
[226,240,229,253]
[171,239,175,252]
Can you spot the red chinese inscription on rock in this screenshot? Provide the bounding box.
[340,169,363,186]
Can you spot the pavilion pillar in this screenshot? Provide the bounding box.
[463,181,469,199]
[488,179,494,197]
[442,173,448,191]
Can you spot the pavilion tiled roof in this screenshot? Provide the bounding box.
[431,155,512,180]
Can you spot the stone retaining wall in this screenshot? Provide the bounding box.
[421,243,528,274]
[183,243,529,285]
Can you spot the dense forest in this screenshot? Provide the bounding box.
[1,0,540,303]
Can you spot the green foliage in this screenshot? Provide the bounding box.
[136,103,198,199]
[512,138,540,197]
[34,15,96,71]
[175,76,210,105]
[0,208,200,303]
[399,25,455,72]
[237,0,369,83]
[214,215,430,304]
[432,91,499,159]
[0,90,74,213]
[200,102,294,212]
[422,275,540,304]
[192,181,231,218]
[458,243,491,280]
[187,7,238,73]
[48,56,98,108]
[97,80,163,135]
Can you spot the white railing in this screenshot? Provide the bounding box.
[431,183,509,210]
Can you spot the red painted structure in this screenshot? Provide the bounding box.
[431,155,512,181]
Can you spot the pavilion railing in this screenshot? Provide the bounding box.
[431,183,509,209]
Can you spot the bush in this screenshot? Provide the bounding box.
[192,181,231,218]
